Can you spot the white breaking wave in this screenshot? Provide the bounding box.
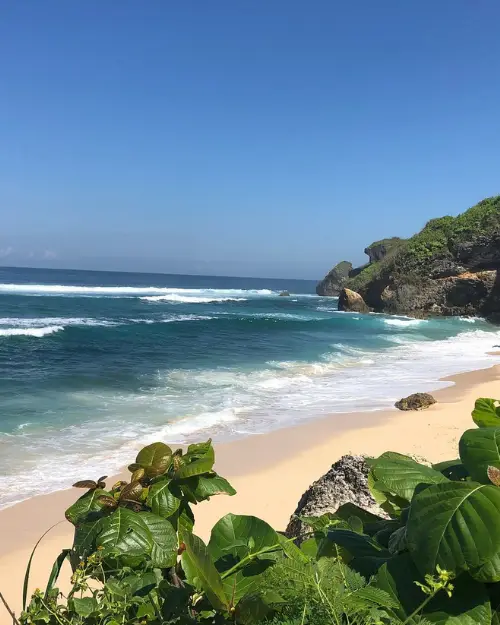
[0,283,275,298]
[383,318,426,327]
[1,325,500,508]
[0,326,64,337]
[0,317,117,328]
[141,295,247,303]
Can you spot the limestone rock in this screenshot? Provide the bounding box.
[395,392,436,411]
[338,288,370,313]
[316,261,353,296]
[285,455,385,540]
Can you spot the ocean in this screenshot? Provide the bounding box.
[1,265,499,509]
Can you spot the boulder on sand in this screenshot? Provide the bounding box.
[338,288,370,313]
[395,392,436,411]
[285,455,385,541]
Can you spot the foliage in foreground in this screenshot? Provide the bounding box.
[17,396,500,624]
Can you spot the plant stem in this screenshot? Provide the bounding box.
[0,591,20,625]
[220,543,282,580]
[401,589,441,625]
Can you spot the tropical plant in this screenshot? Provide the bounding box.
[313,396,500,624]
[20,397,500,624]
[20,440,287,624]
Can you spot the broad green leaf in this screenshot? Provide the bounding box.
[72,597,98,617]
[65,488,110,525]
[97,508,151,557]
[139,511,177,568]
[425,574,491,625]
[334,503,384,525]
[192,474,236,500]
[181,532,229,612]
[432,459,469,481]
[208,514,280,562]
[175,442,215,479]
[371,452,448,502]
[208,514,281,607]
[471,551,500,582]
[472,398,500,428]
[407,481,500,575]
[147,478,181,518]
[388,526,406,555]
[326,529,390,559]
[235,595,271,624]
[71,518,104,568]
[136,442,172,477]
[459,427,500,483]
[376,553,491,625]
[96,508,177,567]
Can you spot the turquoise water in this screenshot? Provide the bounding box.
[1,266,499,508]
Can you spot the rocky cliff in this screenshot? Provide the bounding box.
[364,237,404,263]
[318,196,500,319]
[316,260,352,296]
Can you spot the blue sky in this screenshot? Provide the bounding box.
[1,1,499,279]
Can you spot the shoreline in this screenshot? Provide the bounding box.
[1,358,500,621]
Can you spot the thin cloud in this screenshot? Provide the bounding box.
[0,246,13,258]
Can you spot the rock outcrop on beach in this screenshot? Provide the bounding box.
[395,392,436,411]
[316,261,353,296]
[285,455,385,540]
[338,288,370,313]
[318,196,500,319]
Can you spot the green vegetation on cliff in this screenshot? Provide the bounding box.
[347,195,500,293]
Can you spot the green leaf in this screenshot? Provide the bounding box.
[371,451,448,502]
[407,481,500,575]
[432,459,469,481]
[297,513,345,533]
[334,503,385,525]
[96,507,177,567]
[175,441,215,479]
[388,526,407,555]
[73,597,98,617]
[181,532,229,612]
[45,549,70,599]
[460,427,500,483]
[472,398,500,428]
[235,594,271,624]
[71,518,103,567]
[376,553,491,625]
[139,511,178,568]
[326,529,390,559]
[471,551,500,582]
[147,478,181,518]
[277,533,309,563]
[192,474,236,500]
[208,514,281,606]
[208,513,280,562]
[136,442,172,477]
[65,488,110,525]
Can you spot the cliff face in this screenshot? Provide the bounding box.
[346,196,500,319]
[364,238,404,263]
[316,261,352,296]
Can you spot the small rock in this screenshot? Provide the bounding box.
[395,392,436,411]
[338,288,370,313]
[285,455,386,541]
[279,290,290,297]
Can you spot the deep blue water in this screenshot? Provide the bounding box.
[1,266,499,508]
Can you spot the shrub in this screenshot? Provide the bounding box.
[18,396,500,624]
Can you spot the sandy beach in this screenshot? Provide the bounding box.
[1,359,500,623]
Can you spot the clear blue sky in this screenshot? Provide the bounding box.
[1,1,499,279]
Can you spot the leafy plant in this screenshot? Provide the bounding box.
[21,396,500,624]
